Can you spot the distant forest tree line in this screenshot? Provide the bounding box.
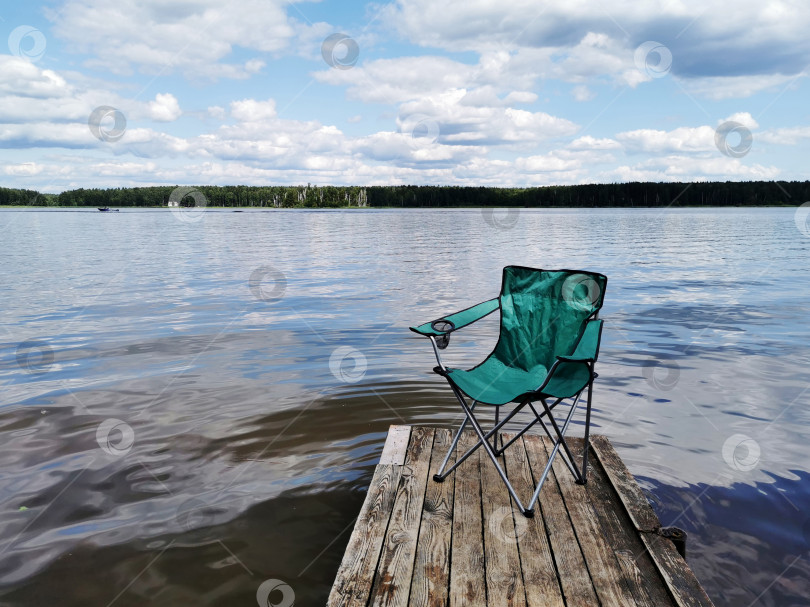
[1,181,808,208]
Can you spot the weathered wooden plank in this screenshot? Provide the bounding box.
[614,550,658,607]
[589,435,714,606]
[369,426,434,607]
[590,435,714,605]
[409,428,454,607]
[639,532,716,607]
[583,443,676,607]
[379,425,411,465]
[522,434,599,607]
[480,433,528,607]
[539,436,635,607]
[590,435,715,607]
[501,433,565,607]
[589,435,660,532]
[327,462,402,607]
[449,431,486,607]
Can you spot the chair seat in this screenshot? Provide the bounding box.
[446,357,548,405]
[447,356,593,405]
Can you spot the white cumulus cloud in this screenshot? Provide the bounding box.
[46,0,304,79]
[149,93,181,122]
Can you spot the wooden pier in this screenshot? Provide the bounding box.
[328,425,714,607]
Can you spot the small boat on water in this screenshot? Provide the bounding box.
[97,207,119,212]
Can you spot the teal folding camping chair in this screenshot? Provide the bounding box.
[410,266,607,517]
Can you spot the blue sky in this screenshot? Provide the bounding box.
[1,0,809,192]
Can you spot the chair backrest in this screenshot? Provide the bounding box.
[493,266,607,371]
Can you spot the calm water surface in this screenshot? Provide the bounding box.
[1,207,809,606]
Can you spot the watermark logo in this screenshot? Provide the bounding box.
[256,579,295,607]
[488,505,528,544]
[482,207,519,230]
[168,186,207,223]
[176,497,218,531]
[8,26,47,62]
[329,346,367,383]
[88,106,127,142]
[249,266,287,302]
[321,33,359,70]
[16,340,54,374]
[793,202,810,238]
[714,121,753,158]
[642,358,680,391]
[722,434,760,472]
[561,273,602,311]
[400,113,440,146]
[96,418,135,457]
[634,41,672,78]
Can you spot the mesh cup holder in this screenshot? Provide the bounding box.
[431,320,455,350]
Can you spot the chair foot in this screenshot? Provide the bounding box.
[433,474,445,483]
[522,509,535,518]
[575,478,587,486]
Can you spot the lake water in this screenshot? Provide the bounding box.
[1,206,809,606]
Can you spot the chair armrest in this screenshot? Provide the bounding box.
[410,297,499,336]
[555,319,603,363]
[530,319,603,397]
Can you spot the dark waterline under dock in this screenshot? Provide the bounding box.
[328,425,714,606]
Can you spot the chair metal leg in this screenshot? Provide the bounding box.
[493,406,501,455]
[434,400,527,481]
[578,373,595,485]
[433,402,475,482]
[539,396,584,484]
[528,398,581,478]
[434,378,595,518]
[495,417,539,455]
[451,386,533,516]
[494,397,561,455]
[526,391,586,512]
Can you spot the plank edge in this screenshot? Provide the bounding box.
[379,425,411,465]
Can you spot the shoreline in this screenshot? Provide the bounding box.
[2,181,808,210]
[0,203,802,209]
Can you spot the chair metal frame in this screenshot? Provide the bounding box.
[427,332,598,517]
